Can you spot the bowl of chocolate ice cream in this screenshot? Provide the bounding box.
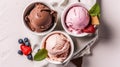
[40,31,74,64]
[23,2,58,35]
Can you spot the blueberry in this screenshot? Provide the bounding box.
[24,37,29,42]
[18,39,23,44]
[25,41,30,46]
[18,50,23,55]
[27,54,33,60]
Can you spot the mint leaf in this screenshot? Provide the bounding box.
[89,3,100,17]
[34,48,48,61]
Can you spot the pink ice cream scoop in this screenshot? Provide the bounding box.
[65,6,90,34]
[45,33,70,62]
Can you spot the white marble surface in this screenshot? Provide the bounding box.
[0,0,120,67]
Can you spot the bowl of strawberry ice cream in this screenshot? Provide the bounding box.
[40,31,74,64]
[61,2,96,37]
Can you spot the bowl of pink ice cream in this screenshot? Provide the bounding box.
[40,31,74,64]
[61,2,92,37]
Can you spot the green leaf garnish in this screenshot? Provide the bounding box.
[89,3,100,17]
[34,48,48,61]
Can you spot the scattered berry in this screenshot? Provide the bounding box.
[25,42,30,46]
[83,25,95,33]
[27,54,33,60]
[18,39,24,44]
[20,45,32,55]
[18,50,23,55]
[24,37,29,42]
[18,37,33,61]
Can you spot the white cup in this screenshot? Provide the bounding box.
[40,31,74,64]
[23,2,58,36]
[61,2,91,37]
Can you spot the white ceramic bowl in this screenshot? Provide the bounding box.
[40,31,74,64]
[61,2,91,37]
[23,2,58,36]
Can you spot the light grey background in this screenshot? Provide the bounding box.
[83,0,120,67]
[0,0,120,67]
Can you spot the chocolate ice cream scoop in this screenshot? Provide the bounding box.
[25,3,57,32]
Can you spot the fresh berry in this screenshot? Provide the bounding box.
[18,39,24,44]
[24,37,29,42]
[82,25,95,33]
[20,45,32,55]
[27,54,33,60]
[25,42,30,46]
[18,50,23,55]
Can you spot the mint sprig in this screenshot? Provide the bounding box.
[34,48,48,61]
[89,3,100,17]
